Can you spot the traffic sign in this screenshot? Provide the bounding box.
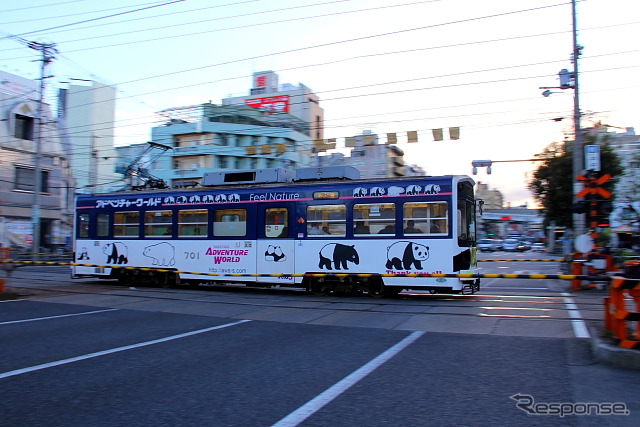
[585,145,601,171]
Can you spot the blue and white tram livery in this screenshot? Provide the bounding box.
[72,168,479,296]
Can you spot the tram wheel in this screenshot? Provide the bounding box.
[309,280,331,296]
[155,272,174,288]
[368,278,386,298]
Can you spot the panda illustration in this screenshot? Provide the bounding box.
[175,195,188,204]
[424,184,441,195]
[163,196,175,204]
[103,242,128,264]
[189,195,201,204]
[265,245,287,262]
[387,186,405,197]
[353,187,367,197]
[228,194,240,203]
[202,194,215,203]
[405,185,422,196]
[370,187,385,197]
[385,241,429,270]
[215,194,227,203]
[77,247,90,261]
[318,243,359,270]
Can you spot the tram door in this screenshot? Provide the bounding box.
[256,203,296,286]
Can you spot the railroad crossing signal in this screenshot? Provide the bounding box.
[573,173,612,228]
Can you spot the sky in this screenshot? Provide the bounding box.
[1,0,638,206]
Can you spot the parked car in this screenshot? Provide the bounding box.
[503,238,526,252]
[531,243,546,251]
[478,239,495,252]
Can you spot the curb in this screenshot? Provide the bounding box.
[587,323,640,370]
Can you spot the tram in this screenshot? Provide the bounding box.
[72,167,479,296]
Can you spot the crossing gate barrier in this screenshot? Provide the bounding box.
[571,252,616,291]
[604,275,640,349]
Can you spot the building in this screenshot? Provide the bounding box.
[475,182,503,209]
[117,102,316,188]
[314,131,422,178]
[0,70,74,250]
[58,80,120,193]
[588,125,640,247]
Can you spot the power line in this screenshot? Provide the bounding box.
[3,0,189,39]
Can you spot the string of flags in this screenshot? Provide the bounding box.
[314,127,461,151]
[241,128,460,155]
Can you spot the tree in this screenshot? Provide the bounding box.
[528,135,623,229]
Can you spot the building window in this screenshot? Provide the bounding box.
[178,209,207,237]
[14,166,49,193]
[14,114,34,140]
[144,210,173,237]
[219,156,228,169]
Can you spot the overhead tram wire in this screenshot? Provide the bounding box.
[0,0,184,25]
[0,0,362,52]
[2,0,189,39]
[44,19,640,109]
[56,60,640,125]
[42,1,575,88]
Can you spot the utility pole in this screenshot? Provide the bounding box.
[28,41,58,257]
[571,0,585,236]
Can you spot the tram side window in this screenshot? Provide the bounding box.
[114,211,140,237]
[213,209,246,237]
[265,207,288,238]
[403,202,448,235]
[178,209,207,238]
[96,213,110,238]
[145,210,173,237]
[306,205,346,237]
[78,213,89,238]
[353,203,395,236]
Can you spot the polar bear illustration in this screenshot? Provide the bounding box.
[143,242,176,267]
[387,186,405,197]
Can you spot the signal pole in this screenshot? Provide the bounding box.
[571,0,585,236]
[28,41,58,257]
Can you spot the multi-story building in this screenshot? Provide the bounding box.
[587,125,640,247]
[0,70,74,250]
[58,80,120,193]
[475,182,504,209]
[314,131,420,178]
[117,102,316,188]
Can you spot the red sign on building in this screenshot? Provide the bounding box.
[244,95,289,114]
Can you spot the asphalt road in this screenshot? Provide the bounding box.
[1,253,639,426]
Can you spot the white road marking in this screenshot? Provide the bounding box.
[0,308,119,325]
[271,331,425,427]
[561,293,591,338]
[0,319,252,380]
